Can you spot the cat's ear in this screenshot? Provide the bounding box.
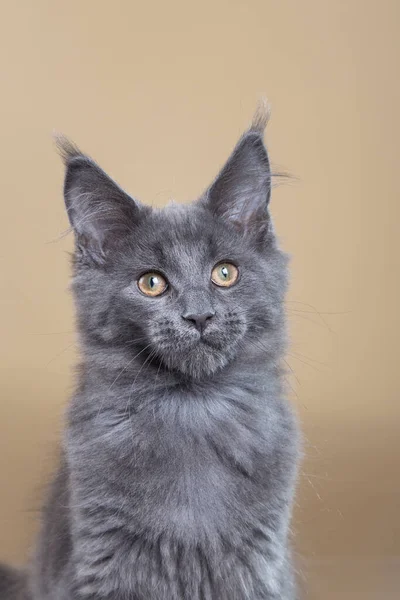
[56,136,146,266]
[202,101,272,241]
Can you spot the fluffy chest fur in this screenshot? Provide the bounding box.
[68,362,296,539]
[63,360,298,600]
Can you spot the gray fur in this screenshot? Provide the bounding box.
[1,108,300,599]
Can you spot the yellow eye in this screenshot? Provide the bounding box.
[138,272,168,297]
[211,262,239,287]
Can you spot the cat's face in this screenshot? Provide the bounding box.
[60,106,287,379]
[113,205,284,378]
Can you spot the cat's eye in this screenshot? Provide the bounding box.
[138,272,168,297]
[211,262,239,288]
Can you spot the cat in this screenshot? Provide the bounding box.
[0,103,300,599]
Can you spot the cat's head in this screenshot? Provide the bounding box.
[59,104,288,379]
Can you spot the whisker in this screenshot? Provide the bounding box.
[45,342,77,366]
[126,350,158,448]
[109,343,153,391]
[287,353,323,373]
[94,343,154,425]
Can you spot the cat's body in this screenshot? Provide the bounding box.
[0,105,300,599]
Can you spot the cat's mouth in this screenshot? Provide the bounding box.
[150,328,244,378]
[145,315,248,378]
[174,329,227,352]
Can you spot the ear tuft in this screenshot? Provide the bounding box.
[249,98,271,135]
[53,132,85,165]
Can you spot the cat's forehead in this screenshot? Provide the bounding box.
[133,202,244,268]
[147,203,213,247]
[157,201,206,227]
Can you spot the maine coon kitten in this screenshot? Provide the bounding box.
[0,104,300,599]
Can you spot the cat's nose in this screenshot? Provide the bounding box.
[182,311,215,333]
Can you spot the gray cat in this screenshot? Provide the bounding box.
[0,104,300,599]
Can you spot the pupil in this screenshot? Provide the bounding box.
[221,266,228,278]
[149,276,157,288]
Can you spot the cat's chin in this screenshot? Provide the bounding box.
[159,341,235,380]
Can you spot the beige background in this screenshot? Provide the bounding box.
[0,1,399,598]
